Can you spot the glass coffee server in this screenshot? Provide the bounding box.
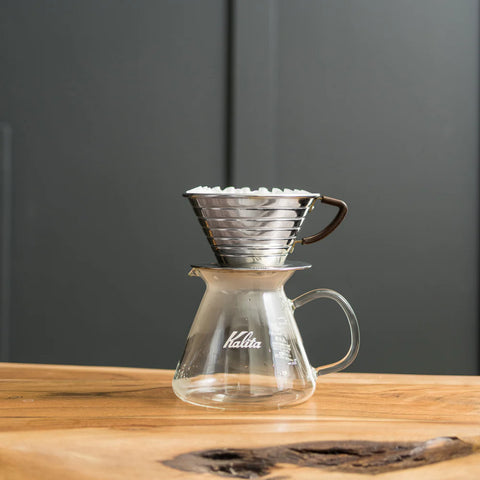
[173,187,360,410]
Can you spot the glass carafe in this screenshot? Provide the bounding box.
[172,263,359,410]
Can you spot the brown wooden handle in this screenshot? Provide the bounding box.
[300,196,348,244]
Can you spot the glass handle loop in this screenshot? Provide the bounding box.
[292,289,360,376]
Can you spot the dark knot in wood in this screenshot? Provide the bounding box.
[162,436,473,478]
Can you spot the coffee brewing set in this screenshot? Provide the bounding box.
[172,187,360,410]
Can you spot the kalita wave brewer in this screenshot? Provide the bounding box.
[172,187,359,410]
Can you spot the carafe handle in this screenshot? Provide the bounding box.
[299,196,348,245]
[292,289,360,376]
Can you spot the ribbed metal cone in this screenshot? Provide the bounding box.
[184,193,320,267]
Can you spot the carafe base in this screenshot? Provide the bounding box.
[172,375,315,410]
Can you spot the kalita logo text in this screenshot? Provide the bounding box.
[223,331,262,349]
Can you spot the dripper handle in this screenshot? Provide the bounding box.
[300,196,348,244]
[292,289,360,376]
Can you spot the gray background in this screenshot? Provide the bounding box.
[0,0,478,374]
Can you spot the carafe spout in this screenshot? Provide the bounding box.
[188,268,199,277]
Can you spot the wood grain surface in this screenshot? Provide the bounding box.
[0,363,479,479]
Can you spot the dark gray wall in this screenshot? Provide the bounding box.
[275,0,479,375]
[0,0,478,374]
[0,0,226,367]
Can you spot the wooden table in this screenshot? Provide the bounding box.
[0,363,479,479]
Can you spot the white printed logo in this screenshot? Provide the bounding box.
[223,331,262,349]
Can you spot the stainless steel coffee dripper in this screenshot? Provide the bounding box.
[184,192,347,267]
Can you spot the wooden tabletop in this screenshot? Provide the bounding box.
[0,363,479,479]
